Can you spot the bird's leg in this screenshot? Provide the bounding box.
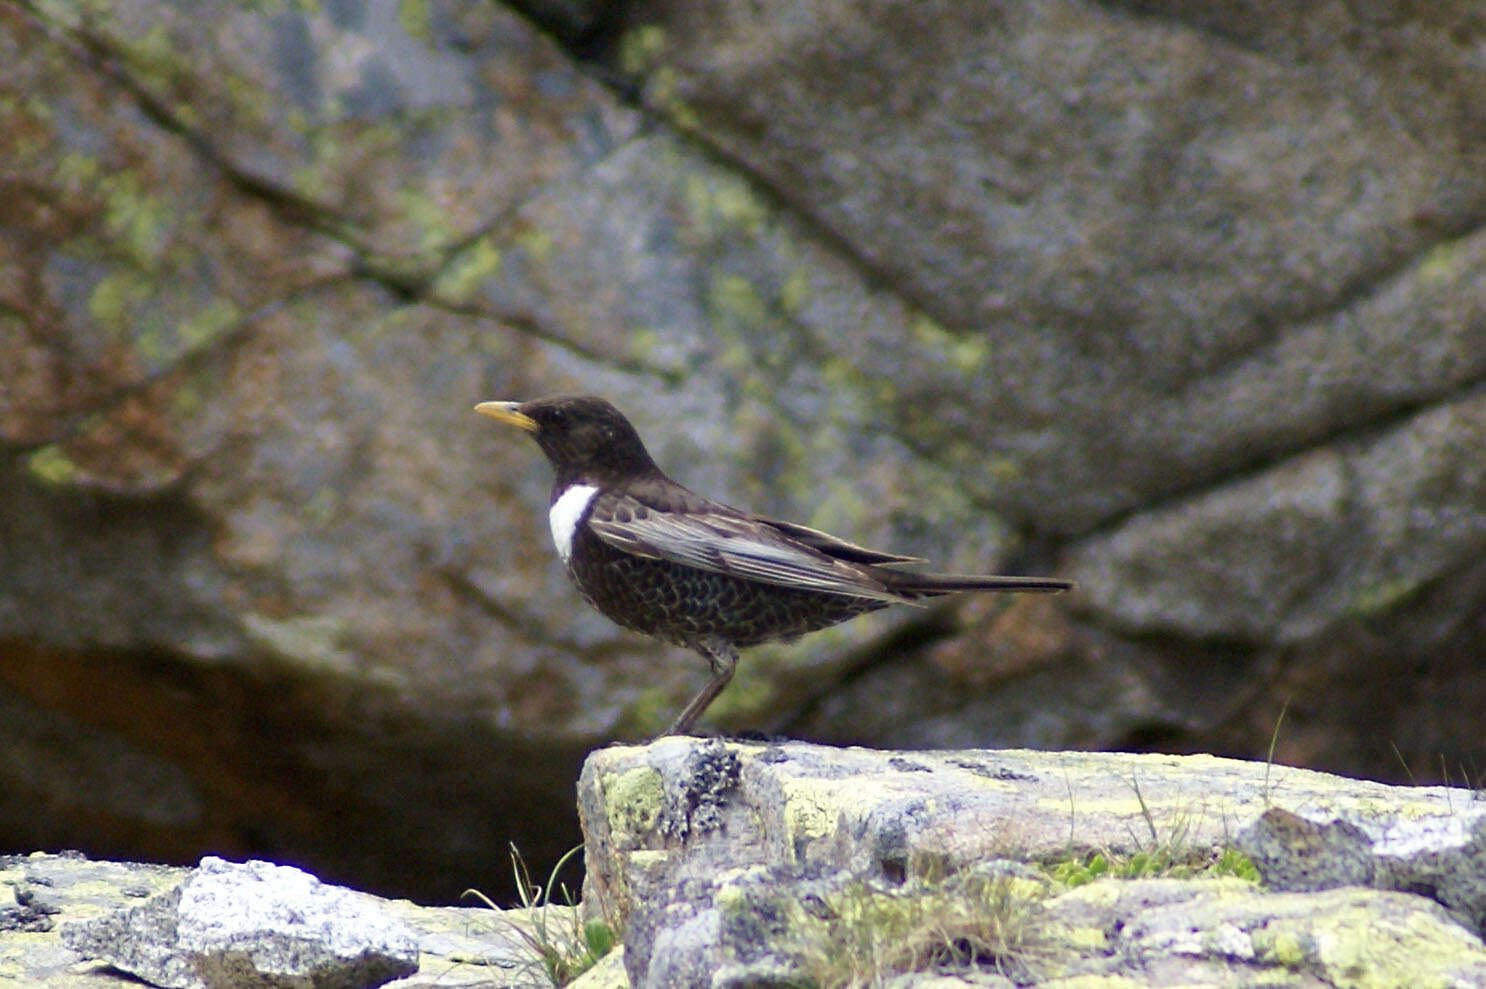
[663,637,738,737]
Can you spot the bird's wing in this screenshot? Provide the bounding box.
[585,494,914,604]
[753,516,924,566]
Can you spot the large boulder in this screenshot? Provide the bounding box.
[7,741,1486,988]
[2,0,1482,897]
[577,738,1486,987]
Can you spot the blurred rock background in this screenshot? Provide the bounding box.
[1,0,1482,903]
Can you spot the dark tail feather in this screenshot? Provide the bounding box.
[884,571,1073,598]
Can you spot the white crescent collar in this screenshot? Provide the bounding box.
[548,484,600,564]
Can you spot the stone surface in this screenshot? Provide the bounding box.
[619,0,1486,529]
[625,866,1486,988]
[0,852,576,988]
[7,741,1486,987]
[579,739,1486,935]
[2,0,1482,901]
[565,945,629,989]
[1065,882,1486,988]
[61,857,419,989]
[1235,807,1376,892]
[578,740,1486,987]
[1240,802,1486,936]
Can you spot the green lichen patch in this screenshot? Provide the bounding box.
[1349,576,1423,619]
[241,612,354,673]
[98,169,173,269]
[909,313,991,376]
[88,270,152,334]
[603,767,664,844]
[617,24,669,77]
[684,173,769,241]
[26,444,80,486]
[396,0,431,42]
[1248,892,1486,989]
[776,777,842,846]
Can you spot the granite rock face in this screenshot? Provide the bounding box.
[7,743,1486,988]
[578,740,1486,988]
[61,857,420,989]
[2,0,1483,897]
[0,851,570,988]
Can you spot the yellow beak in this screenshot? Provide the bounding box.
[474,401,538,432]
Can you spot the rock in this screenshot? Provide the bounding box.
[1239,803,1486,935]
[61,857,419,989]
[1067,882,1486,988]
[616,0,1486,531]
[626,866,1486,988]
[1234,807,1376,892]
[567,944,630,989]
[7,740,1486,987]
[1,852,571,988]
[579,738,1486,987]
[2,0,1483,903]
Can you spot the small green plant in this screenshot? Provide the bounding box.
[1047,776,1261,887]
[464,844,615,987]
[1047,844,1259,886]
[1211,846,1262,882]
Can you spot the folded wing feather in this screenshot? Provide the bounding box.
[585,495,915,604]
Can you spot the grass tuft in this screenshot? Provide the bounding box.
[464,844,615,987]
[797,870,1051,988]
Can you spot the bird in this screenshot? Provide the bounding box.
[475,395,1073,736]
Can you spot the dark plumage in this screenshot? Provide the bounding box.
[476,395,1072,735]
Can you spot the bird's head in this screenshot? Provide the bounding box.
[475,394,660,485]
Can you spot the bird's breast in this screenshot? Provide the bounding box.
[548,483,600,564]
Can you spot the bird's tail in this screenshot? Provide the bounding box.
[883,571,1073,599]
